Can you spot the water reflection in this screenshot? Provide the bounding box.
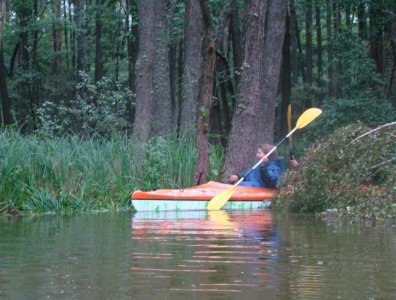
[130,210,282,298]
[1,211,396,299]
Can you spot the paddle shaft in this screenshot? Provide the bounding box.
[236,128,296,183]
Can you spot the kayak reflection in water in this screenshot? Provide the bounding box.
[229,144,298,188]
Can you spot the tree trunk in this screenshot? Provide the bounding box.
[289,0,304,83]
[153,0,174,137]
[384,4,396,102]
[132,0,156,143]
[315,4,323,86]
[289,0,298,83]
[94,0,103,83]
[0,0,4,46]
[280,12,291,137]
[0,45,13,126]
[53,0,62,91]
[326,0,334,96]
[357,2,368,40]
[125,0,138,125]
[258,0,287,142]
[194,0,216,185]
[305,0,313,85]
[63,0,69,71]
[230,0,242,85]
[179,0,203,136]
[222,0,268,181]
[369,0,384,73]
[75,0,87,82]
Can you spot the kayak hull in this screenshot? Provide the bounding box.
[131,181,275,211]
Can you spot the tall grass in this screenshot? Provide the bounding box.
[0,131,221,214]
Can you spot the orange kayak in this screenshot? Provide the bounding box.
[131,181,275,211]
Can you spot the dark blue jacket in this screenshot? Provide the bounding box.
[238,158,284,188]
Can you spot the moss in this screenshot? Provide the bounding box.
[272,123,396,222]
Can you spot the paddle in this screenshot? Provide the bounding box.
[287,104,293,159]
[207,107,323,211]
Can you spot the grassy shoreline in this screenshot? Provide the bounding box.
[0,131,207,215]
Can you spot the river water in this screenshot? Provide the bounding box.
[1,210,396,299]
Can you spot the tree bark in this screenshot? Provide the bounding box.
[53,0,62,90]
[132,0,156,143]
[179,0,203,136]
[194,0,216,185]
[258,0,287,142]
[222,0,268,180]
[369,0,384,73]
[357,2,368,40]
[152,0,174,137]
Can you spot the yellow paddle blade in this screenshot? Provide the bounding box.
[287,104,292,143]
[207,185,238,210]
[295,108,322,129]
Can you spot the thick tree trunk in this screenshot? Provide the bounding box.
[258,0,287,142]
[305,0,313,85]
[221,0,268,181]
[179,0,203,136]
[0,45,13,126]
[194,0,215,185]
[132,0,156,143]
[153,0,174,137]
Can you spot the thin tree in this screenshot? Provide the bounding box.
[305,0,313,85]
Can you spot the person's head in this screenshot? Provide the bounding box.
[257,143,277,160]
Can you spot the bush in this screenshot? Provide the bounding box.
[272,123,396,222]
[37,73,134,138]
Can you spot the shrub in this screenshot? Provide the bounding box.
[272,123,396,222]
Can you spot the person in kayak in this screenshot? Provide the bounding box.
[228,144,297,188]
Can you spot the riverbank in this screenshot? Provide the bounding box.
[272,123,396,224]
[0,131,211,215]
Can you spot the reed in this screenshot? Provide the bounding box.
[0,131,218,214]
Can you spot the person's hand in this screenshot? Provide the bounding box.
[290,158,299,168]
[260,155,269,165]
[229,174,239,183]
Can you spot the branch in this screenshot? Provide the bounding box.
[348,121,396,145]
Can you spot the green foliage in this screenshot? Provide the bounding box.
[306,95,395,140]
[272,123,396,221]
[0,131,225,215]
[37,73,134,138]
[332,31,386,98]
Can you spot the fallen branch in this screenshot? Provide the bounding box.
[348,121,396,145]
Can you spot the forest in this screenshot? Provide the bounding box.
[0,0,395,216]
